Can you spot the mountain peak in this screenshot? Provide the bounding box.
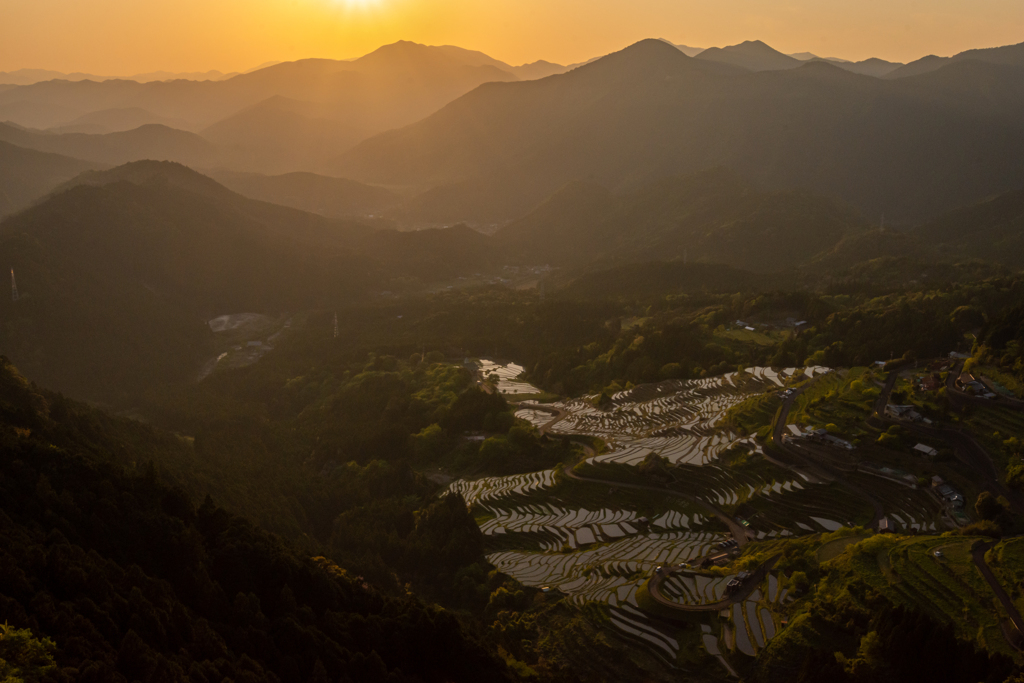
[54,160,229,200]
[696,40,801,72]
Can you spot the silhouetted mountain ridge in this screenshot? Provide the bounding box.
[337,39,1024,224]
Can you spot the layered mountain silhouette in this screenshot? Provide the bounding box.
[211,169,400,219]
[0,140,101,217]
[337,39,1024,224]
[0,42,569,173]
[0,122,216,166]
[695,40,803,71]
[47,106,192,134]
[0,68,238,85]
[886,40,1024,78]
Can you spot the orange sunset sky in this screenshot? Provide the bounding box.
[1,0,1023,74]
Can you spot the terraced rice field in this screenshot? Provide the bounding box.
[488,530,724,607]
[446,470,557,506]
[658,573,733,605]
[845,472,944,532]
[477,359,543,395]
[447,364,862,666]
[724,574,791,657]
[607,603,683,661]
[513,406,555,429]
[549,367,829,466]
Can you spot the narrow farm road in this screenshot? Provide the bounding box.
[646,554,782,613]
[509,401,568,435]
[771,373,886,527]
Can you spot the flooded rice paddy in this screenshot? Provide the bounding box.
[477,359,543,395]
[447,364,941,665]
[544,367,828,466]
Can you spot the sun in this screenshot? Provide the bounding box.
[336,0,383,9]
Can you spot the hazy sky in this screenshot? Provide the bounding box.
[2,0,1023,74]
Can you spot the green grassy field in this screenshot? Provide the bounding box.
[723,392,782,437]
[817,534,869,562]
[714,328,780,347]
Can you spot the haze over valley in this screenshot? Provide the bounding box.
[5,5,1024,682]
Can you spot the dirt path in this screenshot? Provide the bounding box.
[510,401,568,434]
[647,554,782,613]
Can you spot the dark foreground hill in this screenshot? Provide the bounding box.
[338,39,1024,225]
[0,357,509,683]
[0,161,495,403]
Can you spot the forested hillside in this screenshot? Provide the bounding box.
[0,357,511,683]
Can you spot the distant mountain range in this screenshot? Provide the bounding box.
[886,41,1024,78]
[3,37,1024,225]
[0,121,216,167]
[337,39,1024,224]
[210,169,401,219]
[0,42,580,173]
[0,68,239,86]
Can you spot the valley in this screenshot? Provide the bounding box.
[4,16,1024,683]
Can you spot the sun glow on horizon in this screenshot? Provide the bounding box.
[327,0,389,16]
[3,0,1024,74]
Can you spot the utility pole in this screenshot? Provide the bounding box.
[333,312,339,339]
[10,269,18,302]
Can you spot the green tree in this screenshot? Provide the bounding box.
[0,623,57,683]
[976,491,1004,521]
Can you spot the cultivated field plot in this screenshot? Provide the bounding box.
[548,367,828,466]
[742,480,874,532]
[845,472,944,532]
[604,603,683,662]
[487,529,725,608]
[476,359,543,395]
[576,459,864,539]
[513,406,555,429]
[479,499,712,552]
[446,470,557,506]
[725,577,789,658]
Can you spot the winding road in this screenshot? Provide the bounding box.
[972,540,1024,649]
[875,365,1024,516]
[770,373,886,527]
